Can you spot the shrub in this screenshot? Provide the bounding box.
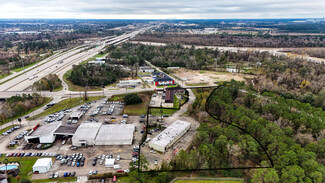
[124,93,142,105]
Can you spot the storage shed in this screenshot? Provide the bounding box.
[32,158,52,173]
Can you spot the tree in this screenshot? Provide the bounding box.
[20,179,31,183]
[124,93,142,105]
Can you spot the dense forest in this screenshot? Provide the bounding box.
[180,81,325,182]
[0,93,47,123]
[133,33,325,47]
[32,74,62,91]
[68,63,128,87]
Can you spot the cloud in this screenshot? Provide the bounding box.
[0,0,324,19]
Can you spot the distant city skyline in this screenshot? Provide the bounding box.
[0,0,324,19]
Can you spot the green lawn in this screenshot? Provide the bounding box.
[2,97,52,125]
[174,180,242,183]
[0,72,12,80]
[123,92,153,115]
[63,70,102,91]
[173,94,180,108]
[31,96,104,119]
[0,156,47,183]
[94,52,108,58]
[31,177,76,183]
[150,108,178,115]
[156,85,178,88]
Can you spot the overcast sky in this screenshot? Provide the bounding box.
[0,0,324,19]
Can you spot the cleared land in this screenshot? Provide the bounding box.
[172,68,249,86]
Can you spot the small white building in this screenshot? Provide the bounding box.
[25,122,61,144]
[32,158,53,173]
[139,66,154,73]
[116,79,142,88]
[88,60,106,65]
[149,120,190,153]
[105,158,115,168]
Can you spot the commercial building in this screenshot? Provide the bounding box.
[72,123,101,147]
[165,87,185,103]
[152,72,174,86]
[32,158,53,173]
[88,60,106,65]
[149,120,190,153]
[139,66,154,73]
[72,123,135,147]
[53,124,78,137]
[95,124,135,145]
[25,122,61,144]
[116,79,142,88]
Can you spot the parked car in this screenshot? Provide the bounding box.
[54,172,59,178]
[49,173,54,179]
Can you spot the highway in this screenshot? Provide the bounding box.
[0,27,149,92]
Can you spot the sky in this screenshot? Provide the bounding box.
[0,0,324,19]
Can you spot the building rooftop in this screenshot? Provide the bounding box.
[73,123,102,139]
[150,120,190,148]
[54,124,79,136]
[95,124,135,142]
[33,158,52,168]
[29,122,61,136]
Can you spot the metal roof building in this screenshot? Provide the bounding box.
[32,158,53,173]
[95,124,135,145]
[149,120,190,153]
[25,122,61,144]
[72,123,101,147]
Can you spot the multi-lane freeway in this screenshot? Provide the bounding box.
[0,27,149,93]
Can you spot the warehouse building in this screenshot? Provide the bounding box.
[54,124,78,138]
[149,120,190,153]
[116,79,142,88]
[32,158,53,174]
[25,122,61,144]
[72,123,101,147]
[95,124,135,145]
[72,123,135,147]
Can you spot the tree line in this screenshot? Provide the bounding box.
[133,33,325,47]
[32,74,62,91]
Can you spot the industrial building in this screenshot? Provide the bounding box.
[95,124,135,145]
[72,123,101,147]
[53,124,78,137]
[149,120,190,153]
[139,66,154,73]
[116,79,142,88]
[72,123,135,147]
[32,158,53,173]
[25,122,61,144]
[165,87,185,103]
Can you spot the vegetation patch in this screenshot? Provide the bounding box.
[63,69,101,91]
[122,91,153,115]
[32,74,62,91]
[0,94,52,125]
[31,177,76,183]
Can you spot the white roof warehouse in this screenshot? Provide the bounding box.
[149,120,190,153]
[72,123,135,147]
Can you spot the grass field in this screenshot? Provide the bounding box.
[0,156,51,183]
[31,96,104,119]
[0,72,12,80]
[63,70,102,91]
[150,108,178,115]
[123,91,154,115]
[31,177,76,183]
[174,180,242,183]
[94,52,108,58]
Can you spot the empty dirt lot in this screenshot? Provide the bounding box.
[173,68,249,86]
